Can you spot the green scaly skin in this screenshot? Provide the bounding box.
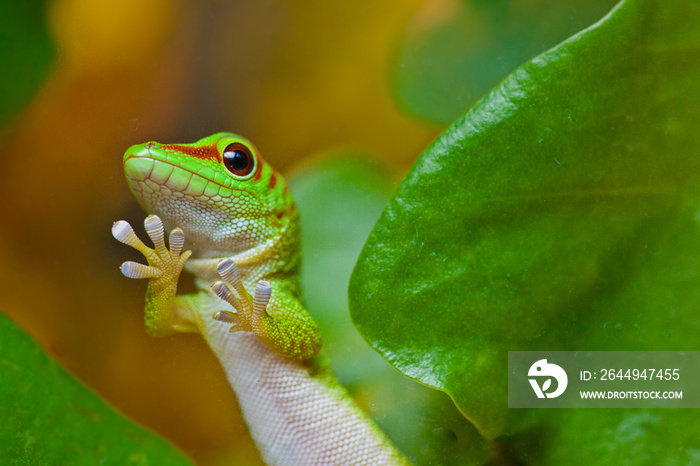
[112,133,409,465]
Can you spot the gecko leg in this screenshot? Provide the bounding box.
[112,215,197,335]
[211,259,322,360]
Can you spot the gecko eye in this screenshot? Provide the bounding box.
[223,143,255,177]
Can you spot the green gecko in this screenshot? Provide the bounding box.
[112,133,408,465]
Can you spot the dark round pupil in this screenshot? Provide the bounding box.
[224,149,249,171]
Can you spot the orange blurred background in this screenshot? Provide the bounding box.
[0,0,438,464]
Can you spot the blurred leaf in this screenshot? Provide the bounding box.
[512,409,700,464]
[289,155,490,465]
[351,0,700,455]
[0,0,54,128]
[393,0,618,124]
[0,313,193,465]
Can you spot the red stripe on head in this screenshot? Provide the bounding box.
[268,171,278,189]
[161,144,219,161]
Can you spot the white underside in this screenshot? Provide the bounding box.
[198,298,406,466]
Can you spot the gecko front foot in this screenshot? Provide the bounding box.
[112,215,190,280]
[211,259,322,360]
[112,215,195,335]
[211,259,271,335]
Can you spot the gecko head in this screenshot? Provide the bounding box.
[122,132,297,255]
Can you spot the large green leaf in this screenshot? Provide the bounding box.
[525,409,700,464]
[393,0,618,124]
[289,155,489,464]
[0,313,193,465]
[0,0,54,128]
[351,0,700,454]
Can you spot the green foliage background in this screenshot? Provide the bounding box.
[0,314,192,464]
[352,0,700,462]
[0,0,53,128]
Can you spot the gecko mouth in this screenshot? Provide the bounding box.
[123,145,243,203]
